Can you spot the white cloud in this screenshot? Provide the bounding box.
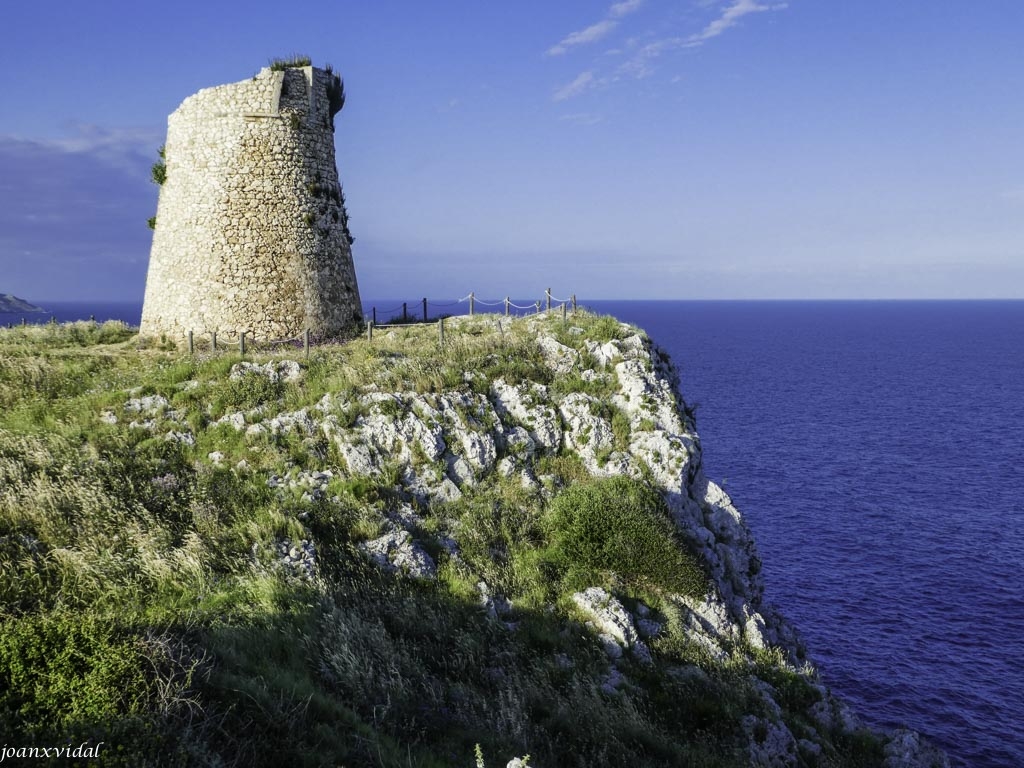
[2,124,163,180]
[548,20,618,56]
[614,0,786,79]
[610,0,644,18]
[0,133,157,300]
[553,71,597,101]
[548,0,786,99]
[546,0,644,56]
[689,0,787,46]
[615,37,686,79]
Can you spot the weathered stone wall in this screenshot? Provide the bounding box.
[141,65,362,339]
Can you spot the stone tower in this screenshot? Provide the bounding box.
[140,63,362,339]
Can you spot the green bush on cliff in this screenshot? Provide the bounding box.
[0,611,155,735]
[214,368,284,412]
[546,475,707,599]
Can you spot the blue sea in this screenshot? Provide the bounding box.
[589,300,1024,768]
[0,301,144,327]
[7,298,1022,767]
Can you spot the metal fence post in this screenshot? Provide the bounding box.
[546,288,551,312]
[504,297,510,316]
[423,297,428,322]
[469,292,475,316]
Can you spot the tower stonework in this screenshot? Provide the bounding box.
[140,65,362,339]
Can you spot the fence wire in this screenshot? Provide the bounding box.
[183,290,576,355]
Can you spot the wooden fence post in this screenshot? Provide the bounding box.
[504,297,510,316]
[187,331,194,355]
[562,302,567,323]
[240,331,247,357]
[546,288,551,312]
[372,307,377,325]
[367,321,373,342]
[469,292,475,316]
[438,317,445,345]
[303,329,310,358]
[212,332,218,351]
[571,294,577,314]
[402,302,407,323]
[422,298,428,322]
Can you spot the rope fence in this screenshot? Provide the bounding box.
[366,289,577,325]
[183,289,577,356]
[184,328,314,358]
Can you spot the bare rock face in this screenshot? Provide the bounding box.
[359,528,436,580]
[572,587,653,664]
[141,64,362,340]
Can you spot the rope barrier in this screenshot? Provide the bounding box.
[374,321,442,329]
[258,336,304,346]
[185,289,574,355]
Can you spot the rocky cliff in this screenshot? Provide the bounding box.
[0,312,948,767]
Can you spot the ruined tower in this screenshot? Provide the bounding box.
[140,63,362,339]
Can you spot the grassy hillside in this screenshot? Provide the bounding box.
[0,314,890,767]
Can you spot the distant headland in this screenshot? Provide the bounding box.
[0,294,44,313]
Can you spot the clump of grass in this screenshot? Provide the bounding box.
[212,369,283,413]
[269,55,312,70]
[545,475,707,598]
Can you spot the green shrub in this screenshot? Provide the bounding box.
[215,370,283,412]
[150,145,166,186]
[546,476,706,598]
[0,612,154,734]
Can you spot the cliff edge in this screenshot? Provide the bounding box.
[0,312,948,767]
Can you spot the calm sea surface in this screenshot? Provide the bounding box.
[7,299,1022,767]
[589,300,1024,768]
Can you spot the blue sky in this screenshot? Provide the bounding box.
[1,0,1022,301]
